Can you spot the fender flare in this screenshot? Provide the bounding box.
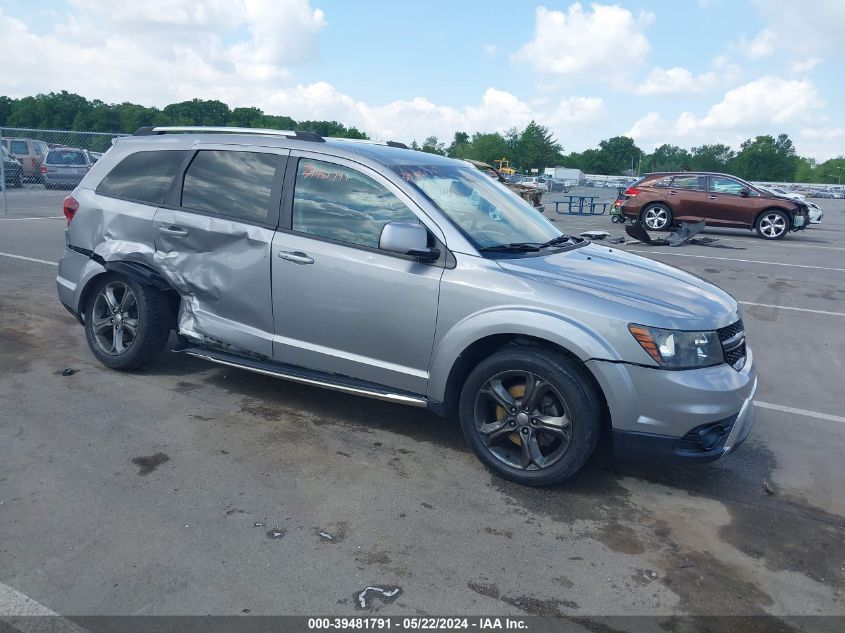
[426,307,619,403]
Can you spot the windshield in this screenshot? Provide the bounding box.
[394,164,561,249]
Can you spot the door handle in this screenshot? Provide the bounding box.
[158,225,189,237]
[708,195,717,200]
[278,251,314,264]
[668,191,678,196]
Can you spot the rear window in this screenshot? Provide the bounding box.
[181,150,279,223]
[10,140,28,154]
[46,150,86,165]
[97,150,188,204]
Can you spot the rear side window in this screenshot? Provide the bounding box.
[47,150,86,165]
[292,159,418,248]
[670,175,705,190]
[181,150,280,223]
[10,140,28,154]
[651,176,673,188]
[97,150,188,204]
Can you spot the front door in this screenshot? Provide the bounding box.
[271,154,444,395]
[705,175,758,227]
[153,146,288,357]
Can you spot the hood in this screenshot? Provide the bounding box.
[496,244,739,329]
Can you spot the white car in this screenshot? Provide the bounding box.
[807,202,823,224]
[519,176,550,191]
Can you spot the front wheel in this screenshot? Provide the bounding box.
[459,348,601,486]
[84,274,171,370]
[756,210,789,240]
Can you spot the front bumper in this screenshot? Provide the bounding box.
[586,346,757,462]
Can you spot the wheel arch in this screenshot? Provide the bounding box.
[77,261,179,327]
[753,206,793,228]
[433,331,612,435]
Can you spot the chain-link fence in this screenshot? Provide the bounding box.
[1,127,127,214]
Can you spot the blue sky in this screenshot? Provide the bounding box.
[1,0,842,159]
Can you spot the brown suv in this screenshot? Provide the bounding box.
[620,172,810,240]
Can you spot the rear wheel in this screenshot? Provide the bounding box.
[755,210,789,240]
[459,347,601,486]
[641,204,672,230]
[12,171,23,188]
[84,274,171,370]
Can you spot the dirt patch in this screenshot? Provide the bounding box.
[356,550,391,565]
[484,527,514,539]
[131,452,169,476]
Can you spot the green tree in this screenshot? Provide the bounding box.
[465,132,510,166]
[162,99,231,126]
[642,144,692,173]
[816,156,845,184]
[689,144,735,172]
[591,136,642,175]
[420,135,445,155]
[446,131,471,158]
[731,134,798,181]
[512,121,563,171]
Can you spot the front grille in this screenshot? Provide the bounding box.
[717,319,746,370]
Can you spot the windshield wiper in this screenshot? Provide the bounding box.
[537,234,572,249]
[477,242,541,253]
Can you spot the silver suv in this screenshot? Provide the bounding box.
[56,127,757,486]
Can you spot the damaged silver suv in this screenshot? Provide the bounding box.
[56,127,757,486]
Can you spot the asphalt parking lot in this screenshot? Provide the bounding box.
[1,189,844,623]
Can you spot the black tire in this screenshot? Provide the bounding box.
[12,171,23,188]
[641,203,673,231]
[458,347,601,486]
[755,210,790,240]
[84,273,171,370]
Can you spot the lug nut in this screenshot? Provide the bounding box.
[509,420,516,426]
[521,427,529,435]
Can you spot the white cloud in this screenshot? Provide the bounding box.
[790,57,822,74]
[627,77,827,151]
[513,4,654,78]
[751,0,843,55]
[635,67,719,96]
[738,28,776,59]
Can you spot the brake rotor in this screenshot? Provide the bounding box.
[495,383,525,446]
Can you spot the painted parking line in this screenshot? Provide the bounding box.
[625,249,845,272]
[0,216,64,221]
[0,251,58,266]
[755,401,845,425]
[739,301,845,317]
[0,581,91,631]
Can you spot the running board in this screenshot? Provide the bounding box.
[178,346,428,408]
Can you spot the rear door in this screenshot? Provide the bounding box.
[152,145,288,357]
[666,174,708,221]
[705,176,758,227]
[270,153,445,394]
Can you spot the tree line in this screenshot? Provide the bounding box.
[1,91,841,183]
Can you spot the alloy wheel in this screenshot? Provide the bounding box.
[91,281,140,355]
[644,207,669,230]
[759,213,787,238]
[473,370,573,471]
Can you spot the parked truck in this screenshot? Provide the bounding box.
[543,167,584,187]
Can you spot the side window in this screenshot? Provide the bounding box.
[651,176,673,188]
[10,140,28,154]
[711,177,745,195]
[292,159,419,249]
[670,175,705,190]
[97,150,188,204]
[181,150,279,223]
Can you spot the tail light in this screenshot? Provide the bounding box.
[623,186,641,196]
[40,164,47,174]
[63,195,79,224]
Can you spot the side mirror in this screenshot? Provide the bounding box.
[740,187,750,197]
[379,221,440,261]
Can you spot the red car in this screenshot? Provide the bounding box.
[620,172,810,240]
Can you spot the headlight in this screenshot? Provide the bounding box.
[628,324,723,369]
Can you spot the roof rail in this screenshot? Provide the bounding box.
[133,126,325,142]
[328,137,409,150]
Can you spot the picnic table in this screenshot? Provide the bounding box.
[551,195,610,216]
